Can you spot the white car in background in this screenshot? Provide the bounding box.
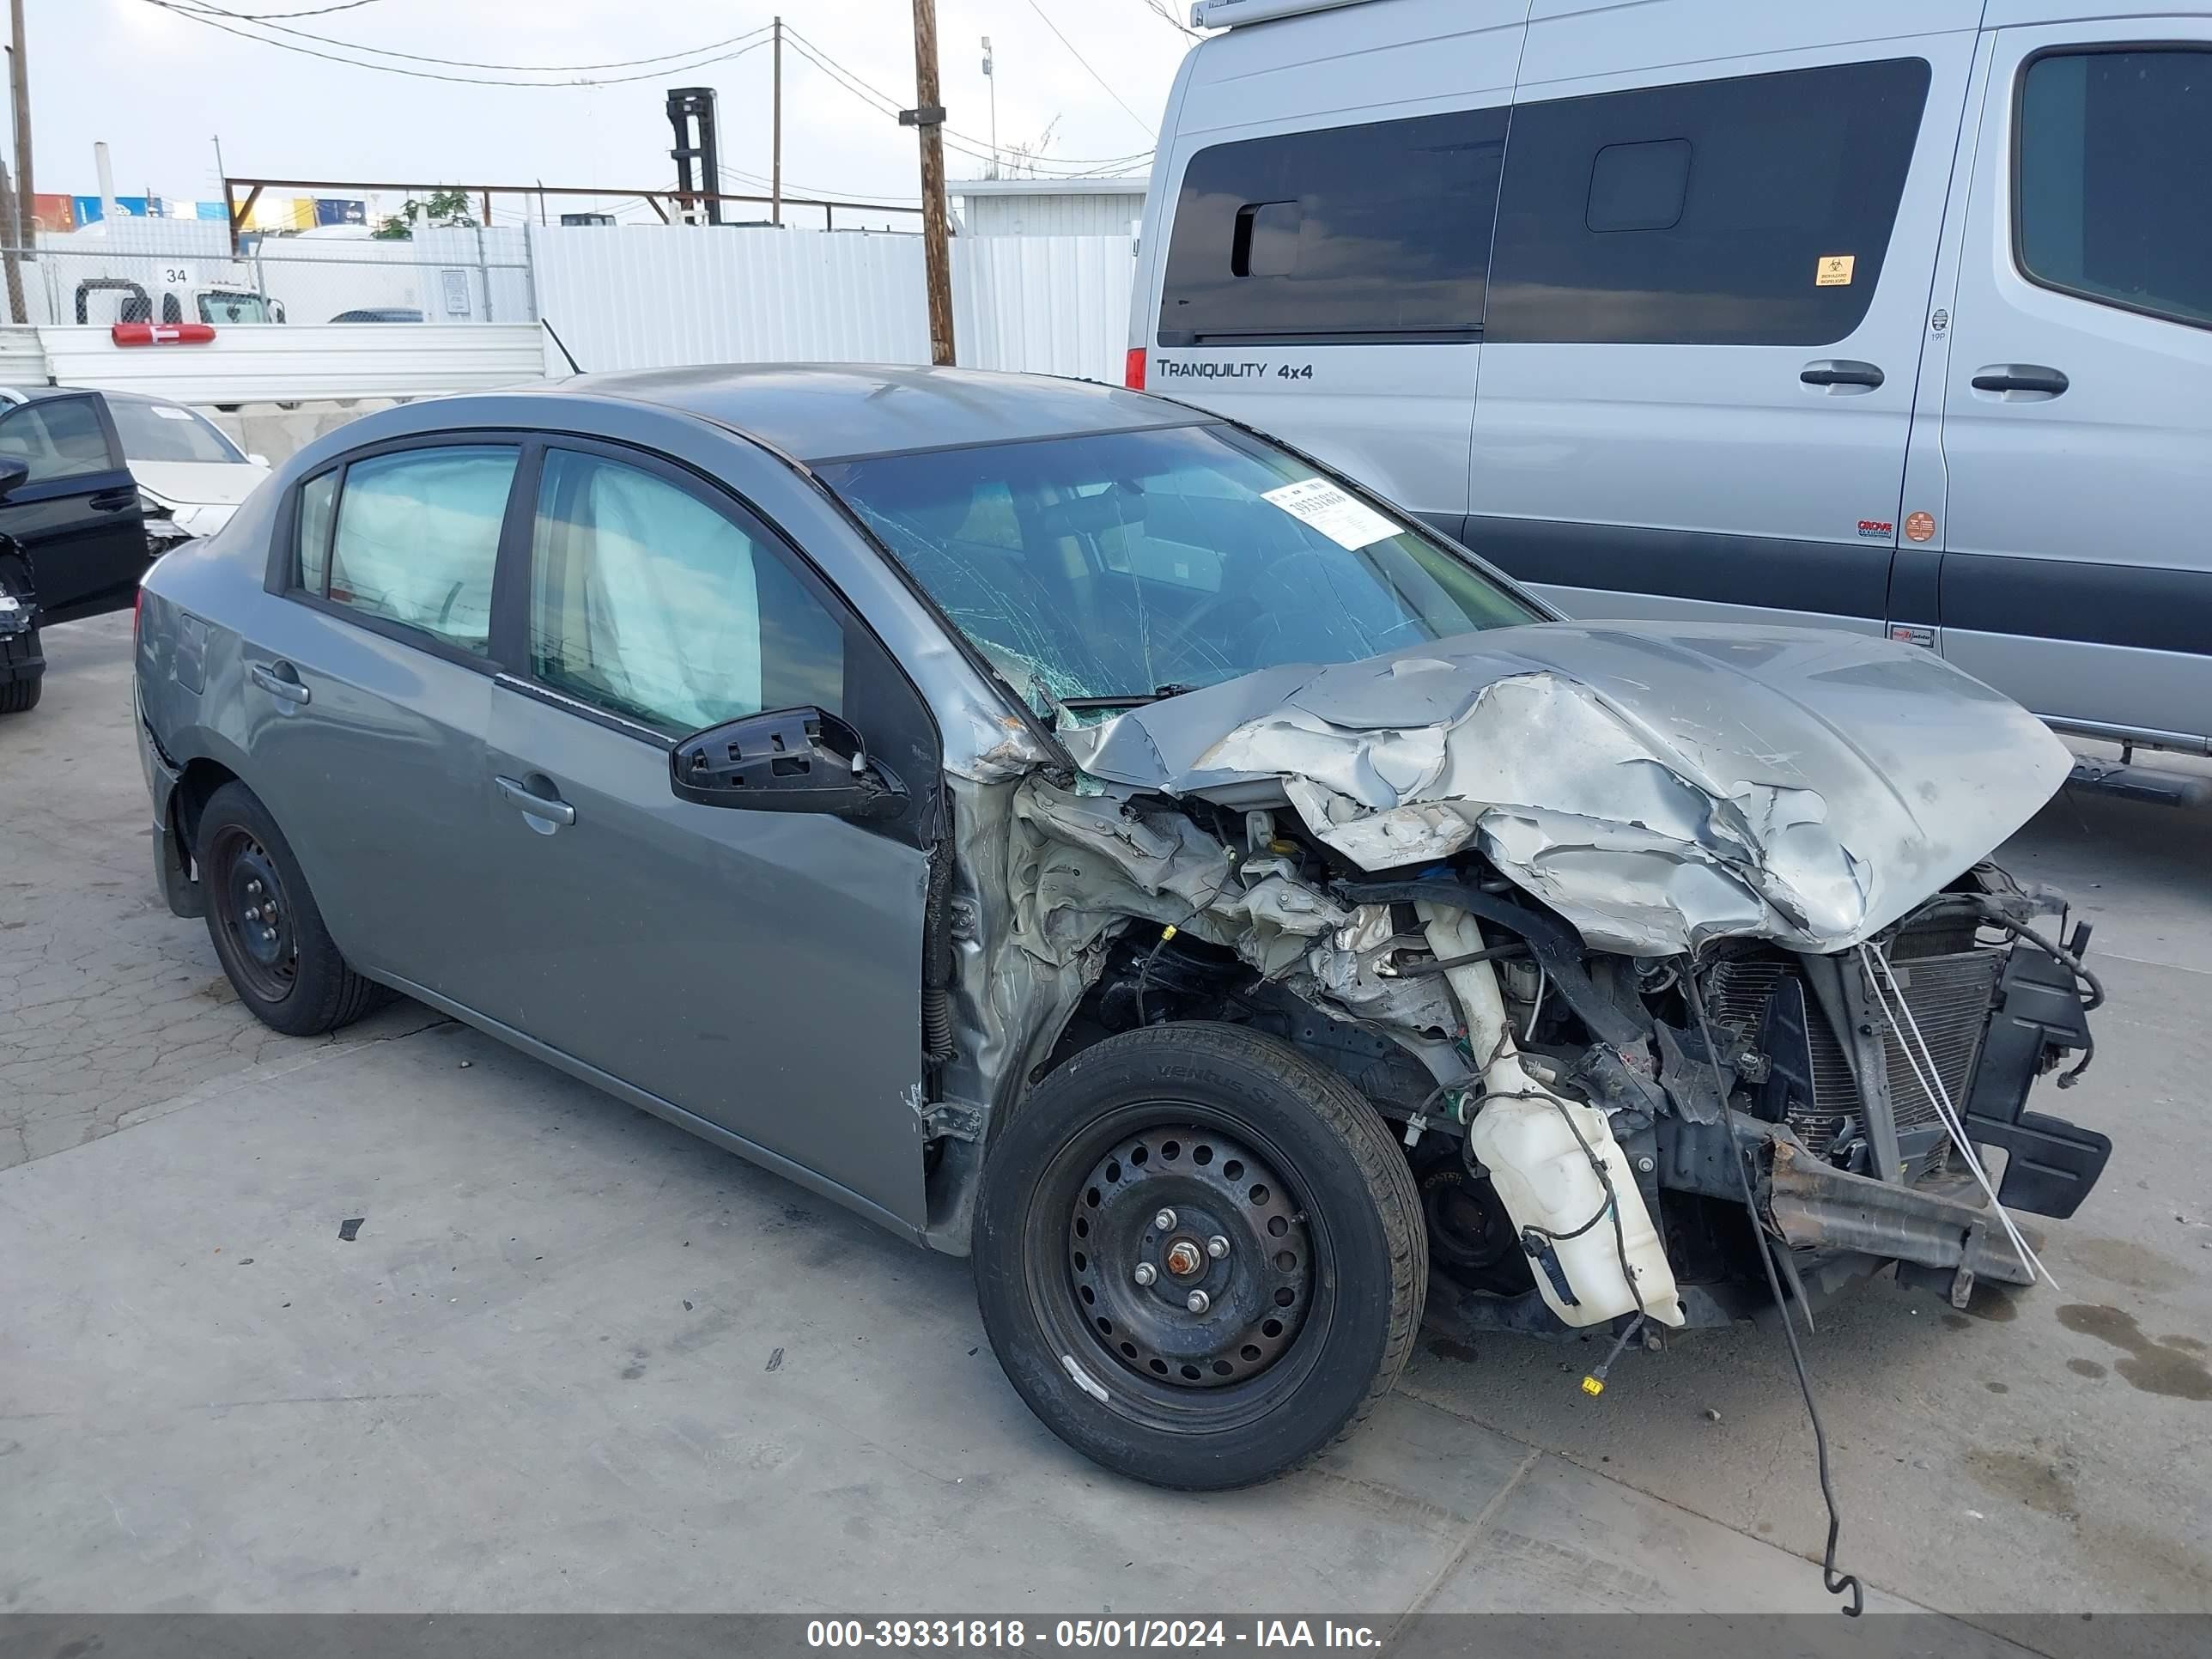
[0,386,271,550]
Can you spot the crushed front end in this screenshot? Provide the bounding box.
[980,623,2112,1340]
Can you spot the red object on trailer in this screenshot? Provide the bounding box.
[1124,347,1146,391]
[110,322,217,346]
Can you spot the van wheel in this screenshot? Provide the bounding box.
[198,780,382,1036]
[974,1023,1425,1489]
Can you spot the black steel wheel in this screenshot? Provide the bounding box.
[197,780,385,1036]
[209,825,298,1003]
[975,1023,1425,1489]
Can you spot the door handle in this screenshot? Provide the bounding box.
[248,661,310,705]
[495,775,576,829]
[1971,365,2069,398]
[1800,360,1886,390]
[92,488,139,513]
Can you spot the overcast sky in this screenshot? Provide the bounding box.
[28,1,1199,223]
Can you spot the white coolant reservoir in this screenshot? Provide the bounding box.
[1416,902,1686,1329]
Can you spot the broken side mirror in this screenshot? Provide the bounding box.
[670,705,905,819]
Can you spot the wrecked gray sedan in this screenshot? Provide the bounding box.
[134,367,2106,1490]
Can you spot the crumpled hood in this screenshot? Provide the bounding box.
[1060,622,2071,957]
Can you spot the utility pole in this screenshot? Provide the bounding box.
[770,16,782,226]
[0,155,24,323]
[981,36,998,179]
[9,0,34,253]
[903,0,955,366]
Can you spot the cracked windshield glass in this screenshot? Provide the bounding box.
[820,425,1538,714]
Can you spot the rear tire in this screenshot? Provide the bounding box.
[197,780,382,1036]
[975,1023,1425,1489]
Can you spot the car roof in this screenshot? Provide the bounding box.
[532,364,1202,464]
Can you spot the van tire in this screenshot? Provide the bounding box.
[197,780,383,1036]
[974,1023,1425,1489]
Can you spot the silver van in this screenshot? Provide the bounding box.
[1132,0,2212,757]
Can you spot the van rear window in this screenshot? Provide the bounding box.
[1156,106,1509,346]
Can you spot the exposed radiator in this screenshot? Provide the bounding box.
[1705,945,2002,1156]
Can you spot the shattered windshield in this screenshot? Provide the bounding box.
[819,424,1538,713]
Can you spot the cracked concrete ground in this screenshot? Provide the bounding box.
[2,614,2207,1638]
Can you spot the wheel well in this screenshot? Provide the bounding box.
[172,757,241,859]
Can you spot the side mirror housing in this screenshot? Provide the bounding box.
[671,706,905,819]
[0,456,27,500]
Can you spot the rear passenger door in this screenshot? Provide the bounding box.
[1927,26,2212,750]
[0,392,148,623]
[1467,13,1977,631]
[246,439,520,1003]
[1142,9,1524,533]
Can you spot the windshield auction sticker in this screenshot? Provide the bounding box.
[1262,478,1400,551]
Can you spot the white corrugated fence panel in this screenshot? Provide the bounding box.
[953,236,1134,385]
[0,325,47,387]
[529,223,929,374]
[532,222,1135,382]
[37,324,548,404]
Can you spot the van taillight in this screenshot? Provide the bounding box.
[1124,348,1146,391]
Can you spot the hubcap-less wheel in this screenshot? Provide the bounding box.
[1070,1127,1313,1388]
[211,827,297,1002]
[1019,1092,1343,1440]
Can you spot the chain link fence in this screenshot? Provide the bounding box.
[0,226,536,330]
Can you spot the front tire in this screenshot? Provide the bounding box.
[198,780,382,1036]
[0,624,38,714]
[975,1023,1425,1489]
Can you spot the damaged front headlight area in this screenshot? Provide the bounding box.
[958,766,2107,1340]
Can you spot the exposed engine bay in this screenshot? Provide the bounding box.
[924,623,2111,1338]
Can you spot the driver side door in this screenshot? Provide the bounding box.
[471,436,945,1233]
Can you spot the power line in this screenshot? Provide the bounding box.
[720,164,920,210]
[141,3,774,88]
[1023,0,1156,137]
[1136,0,1204,40]
[184,0,386,16]
[781,26,1151,173]
[152,3,773,74]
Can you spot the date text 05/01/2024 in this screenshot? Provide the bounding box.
[806,1619,1382,1650]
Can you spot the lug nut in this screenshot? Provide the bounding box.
[1206,1235,1230,1260]
[1152,1208,1176,1231]
[1133,1262,1157,1286]
[1185,1290,1210,1314]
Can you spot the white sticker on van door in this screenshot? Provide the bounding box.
[1262,478,1400,551]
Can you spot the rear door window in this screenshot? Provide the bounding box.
[1486,58,1932,345]
[2016,47,2212,330]
[1157,106,1510,344]
[325,446,519,654]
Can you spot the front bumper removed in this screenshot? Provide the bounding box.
[1766,1138,2040,1300]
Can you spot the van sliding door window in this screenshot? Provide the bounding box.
[2016,48,2212,331]
[1156,106,1509,345]
[1486,58,1931,347]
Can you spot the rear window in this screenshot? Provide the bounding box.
[1157,106,1509,345]
[107,397,247,465]
[1486,58,1931,346]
